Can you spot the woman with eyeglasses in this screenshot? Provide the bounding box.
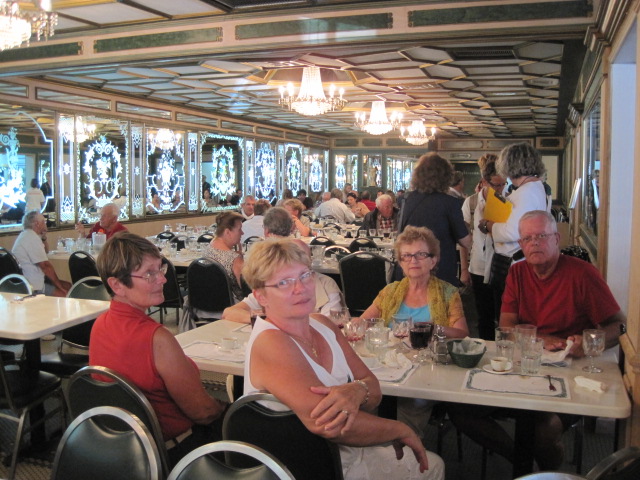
[90,232,226,465]
[361,226,469,337]
[242,238,444,480]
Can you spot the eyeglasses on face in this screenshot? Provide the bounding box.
[489,181,507,189]
[264,270,315,291]
[399,251,435,262]
[519,233,556,245]
[129,263,168,283]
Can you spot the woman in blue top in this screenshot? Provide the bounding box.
[361,226,469,338]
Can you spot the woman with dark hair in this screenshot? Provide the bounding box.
[345,192,369,218]
[205,211,245,302]
[476,142,549,311]
[90,232,226,464]
[398,153,471,286]
[25,178,45,212]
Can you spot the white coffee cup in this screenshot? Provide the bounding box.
[220,337,239,351]
[490,356,512,372]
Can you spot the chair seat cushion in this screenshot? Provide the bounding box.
[0,368,60,410]
[41,352,89,377]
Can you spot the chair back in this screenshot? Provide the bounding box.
[68,251,100,285]
[67,276,111,301]
[339,252,389,316]
[171,235,187,251]
[348,237,378,253]
[243,235,263,245]
[310,236,336,247]
[51,406,162,480]
[167,440,294,480]
[159,257,183,308]
[66,365,170,475]
[0,247,22,279]
[222,392,343,480]
[186,257,234,314]
[324,245,350,257]
[157,231,175,240]
[586,445,640,480]
[561,245,592,263]
[0,273,33,295]
[197,233,214,244]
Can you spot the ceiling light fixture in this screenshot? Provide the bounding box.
[59,116,96,143]
[148,128,181,151]
[0,1,57,51]
[355,101,402,135]
[279,66,346,116]
[400,120,437,146]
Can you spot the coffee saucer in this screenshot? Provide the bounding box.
[483,364,513,375]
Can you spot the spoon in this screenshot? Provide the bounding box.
[546,374,557,391]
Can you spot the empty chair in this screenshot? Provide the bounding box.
[0,273,33,295]
[149,257,184,324]
[0,351,64,480]
[586,445,640,480]
[223,392,343,480]
[157,231,176,240]
[310,236,336,247]
[68,251,99,284]
[171,235,187,251]
[339,252,390,316]
[324,245,350,257]
[66,365,171,476]
[51,406,162,480]
[348,237,378,253]
[184,257,234,327]
[197,233,214,244]
[40,277,109,377]
[167,440,295,480]
[0,247,22,279]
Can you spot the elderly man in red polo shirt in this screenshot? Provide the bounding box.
[75,202,127,240]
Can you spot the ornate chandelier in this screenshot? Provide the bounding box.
[400,120,437,146]
[0,1,57,51]
[279,66,346,116]
[148,128,181,151]
[355,101,402,135]
[59,116,96,143]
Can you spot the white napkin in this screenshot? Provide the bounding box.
[574,376,606,393]
[465,370,569,398]
[453,337,486,354]
[542,339,574,366]
[371,351,415,383]
[183,341,246,363]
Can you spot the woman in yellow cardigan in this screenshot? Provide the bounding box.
[361,226,469,338]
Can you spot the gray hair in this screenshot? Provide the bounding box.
[263,207,293,237]
[102,202,120,217]
[518,210,557,235]
[375,194,393,208]
[330,188,343,200]
[496,142,546,180]
[22,210,43,229]
[241,195,255,205]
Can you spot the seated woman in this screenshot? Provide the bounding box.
[283,198,311,237]
[346,192,370,219]
[242,238,444,480]
[361,226,469,337]
[89,232,226,464]
[146,191,162,214]
[204,211,245,302]
[201,188,217,212]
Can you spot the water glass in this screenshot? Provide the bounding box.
[495,326,515,364]
[365,325,389,358]
[363,317,384,331]
[582,329,605,373]
[368,228,378,238]
[250,308,265,328]
[521,337,544,375]
[56,238,65,251]
[310,245,325,267]
[169,243,178,258]
[515,324,537,362]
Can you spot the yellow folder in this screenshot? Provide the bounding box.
[484,187,512,223]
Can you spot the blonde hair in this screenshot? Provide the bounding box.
[242,238,310,289]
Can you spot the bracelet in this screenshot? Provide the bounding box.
[353,379,369,406]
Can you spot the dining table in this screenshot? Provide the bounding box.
[176,320,631,477]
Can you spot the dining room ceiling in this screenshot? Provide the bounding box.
[2,0,595,138]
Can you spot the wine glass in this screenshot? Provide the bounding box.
[582,329,605,373]
[409,318,433,364]
[343,320,365,347]
[330,308,349,329]
[392,314,411,352]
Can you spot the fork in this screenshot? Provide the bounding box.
[546,374,557,391]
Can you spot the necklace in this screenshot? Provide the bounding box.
[287,331,319,358]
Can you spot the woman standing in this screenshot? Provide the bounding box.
[25,178,46,212]
[205,211,245,302]
[242,239,444,480]
[477,142,549,311]
[399,153,471,286]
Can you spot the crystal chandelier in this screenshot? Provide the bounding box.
[355,101,402,135]
[0,1,57,51]
[59,116,96,143]
[279,66,346,116]
[400,120,437,146]
[148,128,181,151]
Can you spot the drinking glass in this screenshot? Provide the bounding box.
[391,314,410,339]
[515,324,537,363]
[169,243,178,258]
[368,228,378,238]
[250,308,265,328]
[409,318,433,364]
[582,329,605,373]
[343,321,365,346]
[329,308,349,329]
[521,337,544,375]
[365,325,390,358]
[495,326,515,365]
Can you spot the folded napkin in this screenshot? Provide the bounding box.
[542,339,574,367]
[464,370,569,398]
[574,376,606,393]
[183,341,246,363]
[453,337,486,354]
[369,351,416,383]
